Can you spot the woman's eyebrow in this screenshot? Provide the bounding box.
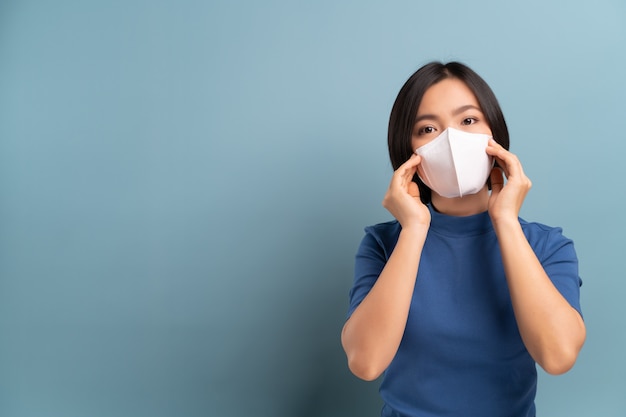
[414,113,438,123]
[453,104,482,115]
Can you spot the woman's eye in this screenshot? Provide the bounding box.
[461,117,477,125]
[419,126,435,135]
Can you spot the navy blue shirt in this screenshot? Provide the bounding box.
[348,206,582,417]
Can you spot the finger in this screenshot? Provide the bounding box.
[486,140,507,176]
[486,140,521,178]
[393,154,421,185]
[399,153,422,172]
[486,139,511,160]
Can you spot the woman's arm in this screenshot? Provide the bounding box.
[341,154,430,381]
[487,141,586,375]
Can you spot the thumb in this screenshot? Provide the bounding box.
[490,167,505,194]
[408,181,421,200]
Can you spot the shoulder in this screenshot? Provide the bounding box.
[364,220,401,243]
[519,217,568,240]
[518,218,575,261]
[358,220,402,258]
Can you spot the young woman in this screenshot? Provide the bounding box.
[341,62,585,416]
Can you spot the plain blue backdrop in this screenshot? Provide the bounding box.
[1,1,625,416]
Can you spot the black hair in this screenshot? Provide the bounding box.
[387,61,509,204]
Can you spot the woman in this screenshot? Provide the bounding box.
[341,62,585,416]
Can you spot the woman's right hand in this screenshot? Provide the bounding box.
[382,154,431,230]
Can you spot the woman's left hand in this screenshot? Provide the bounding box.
[486,139,532,224]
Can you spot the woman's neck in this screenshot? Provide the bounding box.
[430,186,489,217]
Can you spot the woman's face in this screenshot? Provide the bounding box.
[411,77,493,151]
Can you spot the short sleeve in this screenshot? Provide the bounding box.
[533,226,583,318]
[346,228,389,319]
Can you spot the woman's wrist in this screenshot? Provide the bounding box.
[399,222,430,238]
[491,214,522,234]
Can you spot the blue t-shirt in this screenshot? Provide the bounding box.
[347,206,582,417]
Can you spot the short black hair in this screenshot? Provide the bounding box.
[387,61,509,204]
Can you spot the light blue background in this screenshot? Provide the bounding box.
[1,1,624,416]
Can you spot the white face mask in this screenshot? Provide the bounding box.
[414,127,493,198]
